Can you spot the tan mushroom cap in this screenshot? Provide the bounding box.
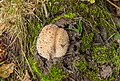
[36,24,69,60]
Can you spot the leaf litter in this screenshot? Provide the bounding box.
[0,63,15,78]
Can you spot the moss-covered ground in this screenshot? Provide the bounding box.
[0,0,120,81]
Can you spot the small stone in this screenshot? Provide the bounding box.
[100,65,112,78]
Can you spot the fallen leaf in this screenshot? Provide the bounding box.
[89,0,95,4]
[114,1,120,16]
[36,24,69,60]
[22,70,31,81]
[117,9,120,16]
[0,63,15,78]
[0,24,6,35]
[0,24,5,31]
[111,0,120,16]
[117,39,120,44]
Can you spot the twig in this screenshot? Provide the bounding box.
[41,0,49,18]
[20,44,35,78]
[19,37,35,78]
[107,0,120,10]
[14,68,22,81]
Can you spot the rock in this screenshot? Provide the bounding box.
[100,65,112,78]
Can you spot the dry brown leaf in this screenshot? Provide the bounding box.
[117,9,120,16]
[0,63,15,78]
[0,24,5,31]
[0,24,6,35]
[114,1,120,16]
[117,39,120,48]
[117,39,120,44]
[22,70,31,81]
[37,24,69,60]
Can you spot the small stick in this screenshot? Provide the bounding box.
[42,0,49,18]
[107,0,120,10]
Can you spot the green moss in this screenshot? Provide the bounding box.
[29,58,66,81]
[82,33,94,51]
[86,71,99,81]
[76,44,120,81]
[76,55,99,81]
[91,46,120,81]
[26,20,42,55]
[79,3,89,14]
[78,2,116,36]
[51,13,76,23]
[47,0,64,18]
[42,65,66,81]
[92,46,120,67]
[92,46,110,65]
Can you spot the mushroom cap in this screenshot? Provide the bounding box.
[36,24,69,60]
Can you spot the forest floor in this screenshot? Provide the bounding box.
[0,0,120,81]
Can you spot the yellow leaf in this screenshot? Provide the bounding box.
[89,0,95,4]
[0,63,15,78]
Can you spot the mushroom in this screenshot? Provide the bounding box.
[36,24,69,60]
